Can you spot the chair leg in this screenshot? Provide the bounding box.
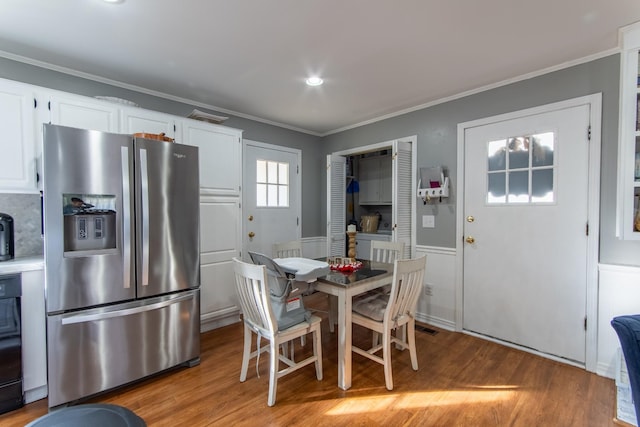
[407,319,418,370]
[240,324,252,382]
[268,339,279,407]
[383,330,393,391]
[313,326,323,380]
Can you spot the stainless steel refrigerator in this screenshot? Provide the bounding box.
[42,124,201,408]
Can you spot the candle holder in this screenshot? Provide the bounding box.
[347,231,357,259]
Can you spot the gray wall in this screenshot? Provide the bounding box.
[2,54,638,266]
[322,54,639,266]
[0,57,325,238]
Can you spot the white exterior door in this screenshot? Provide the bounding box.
[462,101,593,364]
[243,140,301,258]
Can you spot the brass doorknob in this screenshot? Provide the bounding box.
[466,215,475,223]
[465,236,475,244]
[248,231,255,238]
[248,215,253,221]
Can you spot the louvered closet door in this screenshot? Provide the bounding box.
[392,141,413,259]
[327,154,346,256]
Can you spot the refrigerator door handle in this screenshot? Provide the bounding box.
[140,148,150,287]
[121,146,131,289]
[60,293,195,325]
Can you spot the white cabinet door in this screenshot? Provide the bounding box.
[181,119,242,195]
[358,155,392,205]
[48,93,120,132]
[21,269,47,403]
[120,107,179,140]
[199,195,241,331]
[0,79,38,193]
[358,157,379,204]
[379,156,393,203]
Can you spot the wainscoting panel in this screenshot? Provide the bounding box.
[415,245,457,331]
[597,264,640,378]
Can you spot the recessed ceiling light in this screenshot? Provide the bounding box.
[305,76,323,87]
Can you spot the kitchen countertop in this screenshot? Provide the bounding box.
[0,255,44,275]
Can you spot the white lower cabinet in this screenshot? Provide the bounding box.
[21,269,47,403]
[199,195,241,332]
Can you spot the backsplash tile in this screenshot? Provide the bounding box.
[0,193,43,257]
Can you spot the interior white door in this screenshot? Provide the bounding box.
[392,140,413,259]
[327,154,346,256]
[243,141,300,258]
[463,103,590,364]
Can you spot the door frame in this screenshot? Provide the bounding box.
[329,135,417,259]
[455,94,602,372]
[242,139,302,256]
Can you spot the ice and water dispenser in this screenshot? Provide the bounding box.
[62,194,116,254]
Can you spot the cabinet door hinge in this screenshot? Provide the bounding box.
[586,222,589,236]
[297,217,299,226]
[33,98,37,109]
[48,101,51,111]
[584,316,587,331]
[587,125,591,141]
[297,165,299,174]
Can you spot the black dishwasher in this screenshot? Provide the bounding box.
[0,274,23,414]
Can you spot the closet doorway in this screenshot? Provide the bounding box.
[327,136,416,259]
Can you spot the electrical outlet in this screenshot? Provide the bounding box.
[424,285,433,296]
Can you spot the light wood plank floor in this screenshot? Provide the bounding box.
[1,293,618,426]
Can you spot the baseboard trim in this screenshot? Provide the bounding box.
[415,313,455,332]
[200,307,240,333]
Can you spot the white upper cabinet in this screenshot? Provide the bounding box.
[120,106,180,140]
[180,119,242,194]
[358,154,392,205]
[48,93,120,132]
[618,22,640,240]
[0,79,38,193]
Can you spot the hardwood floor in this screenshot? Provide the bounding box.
[1,293,618,426]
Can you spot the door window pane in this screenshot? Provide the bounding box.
[486,131,555,204]
[531,132,554,167]
[487,172,506,203]
[532,169,554,202]
[508,137,530,169]
[508,171,529,203]
[488,139,507,171]
[256,160,290,207]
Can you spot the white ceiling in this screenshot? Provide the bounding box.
[1,1,639,136]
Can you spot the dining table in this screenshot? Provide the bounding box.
[313,259,394,391]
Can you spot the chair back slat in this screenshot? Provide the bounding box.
[273,240,303,258]
[233,258,277,335]
[370,241,405,263]
[385,256,427,327]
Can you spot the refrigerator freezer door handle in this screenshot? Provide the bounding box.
[60,293,195,325]
[121,146,131,289]
[140,148,150,287]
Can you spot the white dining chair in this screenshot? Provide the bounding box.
[351,255,426,390]
[232,257,323,406]
[272,240,303,258]
[370,240,405,263]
